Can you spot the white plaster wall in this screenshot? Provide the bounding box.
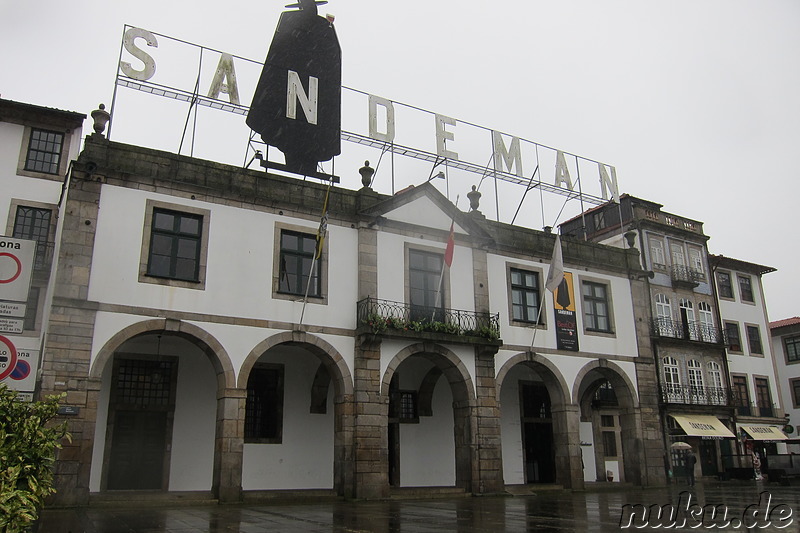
[242,348,334,490]
[772,330,800,441]
[375,231,475,312]
[500,372,524,485]
[0,122,24,176]
[89,362,112,491]
[88,185,359,330]
[384,197,466,234]
[380,339,475,392]
[169,345,217,490]
[399,374,455,487]
[486,254,639,358]
[579,422,597,482]
[1,175,64,228]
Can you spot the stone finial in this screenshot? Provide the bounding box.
[91,104,110,135]
[467,185,481,212]
[359,160,375,189]
[624,230,638,249]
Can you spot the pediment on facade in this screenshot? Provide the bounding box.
[361,182,490,240]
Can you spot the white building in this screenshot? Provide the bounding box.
[0,99,84,399]
[770,317,800,453]
[2,99,668,505]
[710,254,788,462]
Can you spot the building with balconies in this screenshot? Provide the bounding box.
[561,196,737,481]
[2,102,675,505]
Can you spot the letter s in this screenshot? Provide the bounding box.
[120,27,158,81]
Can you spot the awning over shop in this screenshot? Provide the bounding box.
[739,424,788,441]
[670,415,735,438]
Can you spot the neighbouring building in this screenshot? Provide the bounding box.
[0,98,85,401]
[709,255,788,468]
[561,195,773,483]
[770,317,800,454]
[1,99,670,506]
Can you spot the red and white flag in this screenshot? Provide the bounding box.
[444,222,455,267]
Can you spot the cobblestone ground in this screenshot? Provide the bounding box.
[35,481,800,532]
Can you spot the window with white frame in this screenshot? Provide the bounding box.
[679,298,697,340]
[670,242,686,267]
[707,362,724,404]
[689,247,704,277]
[663,357,681,397]
[650,238,666,270]
[698,302,715,342]
[687,360,705,402]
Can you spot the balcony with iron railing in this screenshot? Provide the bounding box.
[670,265,703,288]
[661,384,729,406]
[730,399,778,419]
[357,297,501,345]
[651,317,724,344]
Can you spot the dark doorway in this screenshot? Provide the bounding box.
[520,382,555,483]
[105,356,178,491]
[699,439,719,477]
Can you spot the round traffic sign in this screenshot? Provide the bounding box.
[0,252,23,284]
[0,335,19,381]
[10,359,30,380]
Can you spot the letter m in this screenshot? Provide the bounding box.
[286,70,318,125]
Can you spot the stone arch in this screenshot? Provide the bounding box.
[89,318,240,501]
[380,342,475,402]
[90,318,235,390]
[495,351,580,489]
[238,330,354,498]
[380,342,476,491]
[572,359,638,409]
[238,330,353,397]
[495,351,571,408]
[573,359,642,485]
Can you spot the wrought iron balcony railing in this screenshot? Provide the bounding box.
[661,384,729,406]
[671,265,703,287]
[731,401,777,419]
[651,317,723,344]
[357,297,500,342]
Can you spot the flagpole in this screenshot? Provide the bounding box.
[532,234,565,350]
[432,196,458,321]
[299,183,331,327]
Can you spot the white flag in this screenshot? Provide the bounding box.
[545,235,565,292]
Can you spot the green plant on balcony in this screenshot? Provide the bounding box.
[363,312,389,335]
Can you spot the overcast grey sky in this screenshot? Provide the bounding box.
[2,0,798,321]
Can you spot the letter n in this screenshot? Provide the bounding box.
[286,70,318,125]
[598,163,620,202]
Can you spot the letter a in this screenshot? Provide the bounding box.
[555,151,574,190]
[208,53,240,105]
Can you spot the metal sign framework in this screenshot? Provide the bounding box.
[111,25,618,227]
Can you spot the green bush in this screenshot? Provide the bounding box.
[0,385,69,533]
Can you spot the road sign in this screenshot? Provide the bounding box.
[0,335,18,381]
[0,237,35,303]
[0,301,26,318]
[0,318,23,334]
[0,335,38,392]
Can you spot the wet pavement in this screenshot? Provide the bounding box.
[35,481,800,532]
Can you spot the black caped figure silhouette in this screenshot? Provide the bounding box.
[247,0,341,176]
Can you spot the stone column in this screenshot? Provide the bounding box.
[353,334,389,499]
[212,388,245,502]
[40,169,103,506]
[473,346,504,494]
[551,404,584,489]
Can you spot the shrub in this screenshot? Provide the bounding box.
[0,385,69,533]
